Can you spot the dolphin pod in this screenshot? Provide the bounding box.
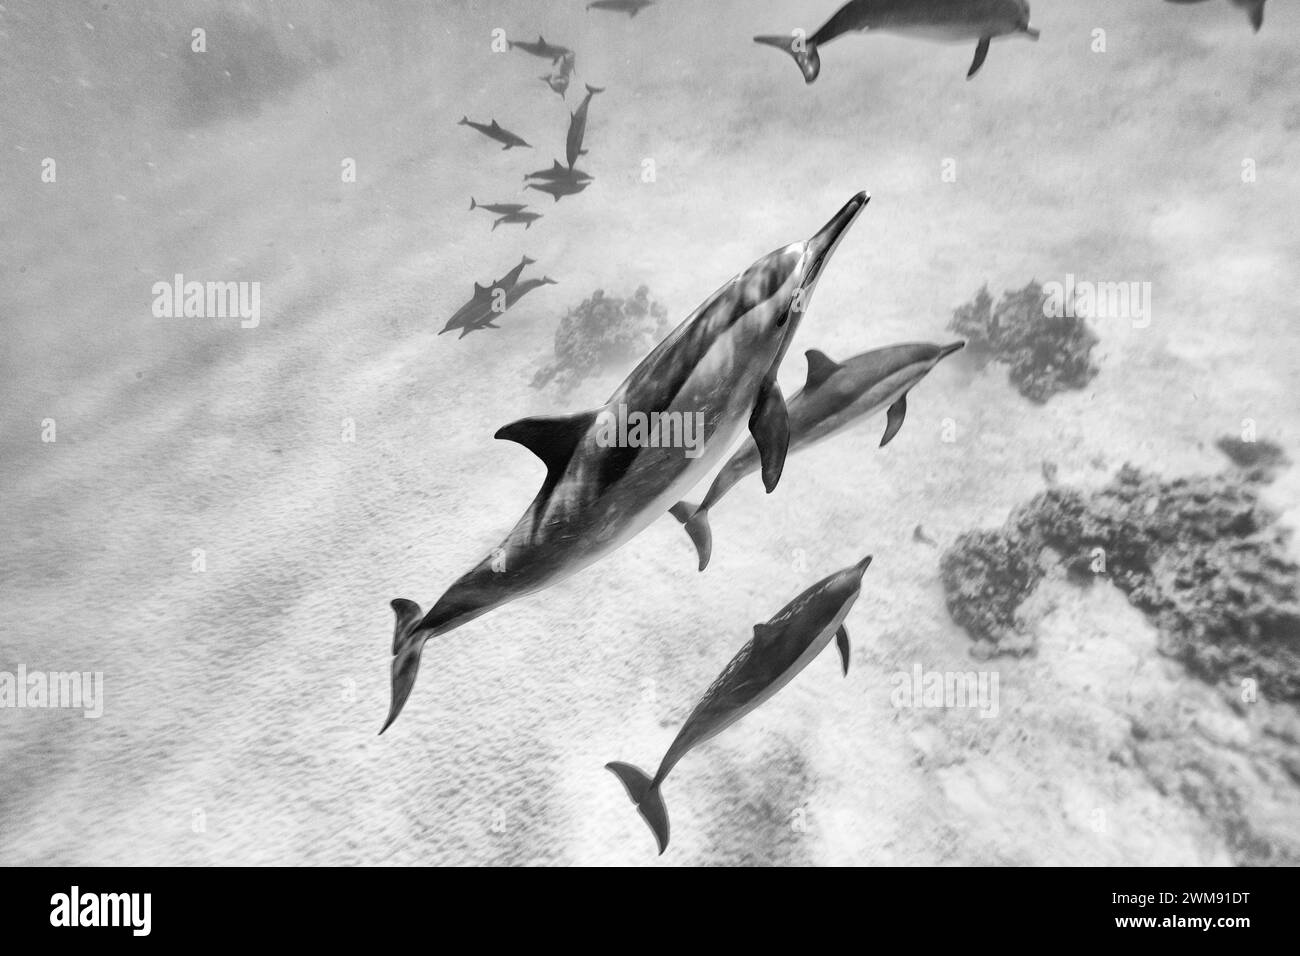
[755,0,1040,83]
[1166,0,1265,32]
[670,340,966,570]
[382,192,870,733]
[607,555,872,854]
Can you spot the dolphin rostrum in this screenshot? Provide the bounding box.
[470,198,530,215]
[458,116,532,150]
[755,0,1040,83]
[607,555,872,854]
[382,192,870,732]
[438,256,536,336]
[1165,0,1265,32]
[491,211,544,231]
[508,35,573,61]
[587,0,655,16]
[670,341,965,570]
[525,160,593,183]
[457,277,556,338]
[565,84,605,171]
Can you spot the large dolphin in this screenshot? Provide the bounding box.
[458,116,532,150]
[1165,0,1265,32]
[670,341,965,570]
[565,84,605,171]
[607,555,872,854]
[383,192,871,732]
[469,198,530,216]
[491,210,544,232]
[755,0,1040,83]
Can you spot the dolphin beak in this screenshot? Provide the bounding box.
[938,340,966,360]
[854,554,873,575]
[800,191,870,292]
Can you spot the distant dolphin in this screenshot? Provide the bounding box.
[508,35,573,60]
[755,0,1040,83]
[458,277,557,337]
[525,177,592,203]
[438,256,535,336]
[606,555,872,854]
[525,160,593,183]
[670,341,965,570]
[491,211,544,231]
[458,116,532,150]
[587,0,655,16]
[470,198,530,215]
[1166,0,1265,32]
[565,84,605,170]
[382,192,871,732]
[542,51,577,98]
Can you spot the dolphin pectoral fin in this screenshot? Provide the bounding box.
[669,501,713,571]
[835,625,850,676]
[606,762,670,854]
[967,37,991,79]
[803,349,843,391]
[750,378,790,493]
[880,394,907,447]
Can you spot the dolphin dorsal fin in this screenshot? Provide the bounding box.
[803,349,842,391]
[473,281,492,297]
[495,411,596,477]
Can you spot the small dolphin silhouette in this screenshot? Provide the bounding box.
[671,341,964,570]
[1166,0,1264,32]
[382,193,870,732]
[587,0,654,16]
[470,198,529,216]
[606,555,872,854]
[491,211,544,232]
[438,256,536,336]
[755,0,1040,83]
[565,84,605,171]
[525,160,593,183]
[508,35,573,60]
[525,176,592,203]
[458,277,556,338]
[458,116,532,150]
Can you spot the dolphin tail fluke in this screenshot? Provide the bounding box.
[753,34,821,85]
[381,598,428,735]
[606,762,669,854]
[586,83,605,95]
[669,501,712,572]
[1244,0,1264,32]
[469,197,476,211]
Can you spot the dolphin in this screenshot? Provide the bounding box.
[542,51,577,98]
[670,341,965,570]
[1165,0,1265,32]
[607,555,872,854]
[491,211,544,231]
[565,84,605,171]
[438,256,536,336]
[508,35,573,61]
[755,0,1040,83]
[458,277,557,338]
[458,116,532,150]
[470,198,530,215]
[525,160,594,183]
[382,192,870,732]
[588,0,655,16]
[525,176,592,203]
